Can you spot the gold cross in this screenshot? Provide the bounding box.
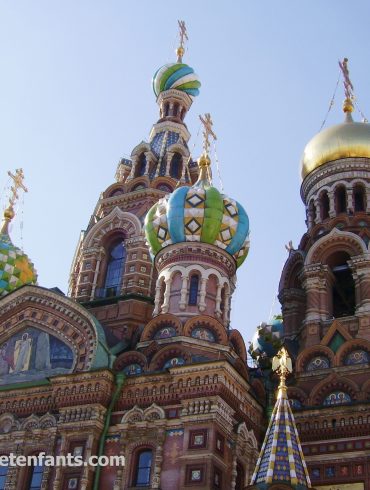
[176,20,188,62]
[199,113,217,156]
[338,58,354,100]
[7,168,28,208]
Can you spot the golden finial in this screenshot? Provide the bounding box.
[1,169,28,235]
[338,57,354,116]
[176,20,188,63]
[196,113,217,184]
[272,347,293,397]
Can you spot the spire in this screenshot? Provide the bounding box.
[195,113,217,188]
[250,348,312,489]
[1,169,28,237]
[338,57,354,122]
[176,20,188,63]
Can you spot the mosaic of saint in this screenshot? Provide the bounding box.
[323,391,351,406]
[123,363,142,376]
[191,327,215,342]
[0,327,74,384]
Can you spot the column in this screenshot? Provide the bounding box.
[179,274,189,310]
[153,278,164,316]
[215,283,222,318]
[223,290,231,324]
[161,277,172,313]
[328,190,335,217]
[314,198,321,224]
[198,277,208,312]
[90,249,104,300]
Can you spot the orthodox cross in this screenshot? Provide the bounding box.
[199,113,217,156]
[176,20,188,62]
[7,169,28,208]
[338,57,354,102]
[272,347,292,388]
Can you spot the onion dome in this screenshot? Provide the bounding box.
[0,207,37,297]
[301,57,370,179]
[144,153,249,267]
[301,118,370,179]
[250,317,284,359]
[152,63,201,98]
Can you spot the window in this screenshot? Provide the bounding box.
[335,186,347,214]
[354,185,366,212]
[170,153,182,179]
[104,241,126,295]
[328,252,355,318]
[135,154,146,178]
[235,462,245,490]
[28,461,44,490]
[320,191,330,220]
[134,449,152,486]
[0,463,8,490]
[188,275,199,305]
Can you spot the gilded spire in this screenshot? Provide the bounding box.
[176,20,188,63]
[338,57,354,120]
[250,347,311,489]
[1,169,28,236]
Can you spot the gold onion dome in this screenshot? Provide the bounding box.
[301,116,370,179]
[302,58,370,179]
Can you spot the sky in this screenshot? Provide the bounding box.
[1,1,370,345]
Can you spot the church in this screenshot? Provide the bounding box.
[0,22,369,490]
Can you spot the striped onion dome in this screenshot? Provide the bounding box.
[144,155,249,268]
[0,207,37,297]
[152,63,201,97]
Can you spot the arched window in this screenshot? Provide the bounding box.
[235,462,245,490]
[170,153,182,179]
[104,241,126,296]
[188,275,199,305]
[0,462,8,490]
[335,186,347,214]
[135,154,146,178]
[27,460,44,489]
[173,102,179,117]
[308,199,316,224]
[354,185,366,212]
[164,103,170,117]
[320,191,330,220]
[134,449,153,486]
[328,251,355,318]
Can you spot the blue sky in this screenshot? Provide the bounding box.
[1,1,370,344]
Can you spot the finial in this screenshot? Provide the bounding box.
[176,20,188,63]
[1,169,28,235]
[195,113,217,186]
[338,57,354,118]
[272,347,292,397]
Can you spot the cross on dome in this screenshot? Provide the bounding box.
[199,113,217,157]
[177,20,188,62]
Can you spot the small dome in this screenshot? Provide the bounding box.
[250,317,284,359]
[144,160,249,267]
[301,120,370,179]
[152,63,201,98]
[0,210,37,297]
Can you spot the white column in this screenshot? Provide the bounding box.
[153,279,163,316]
[179,274,189,310]
[198,277,208,312]
[215,283,222,318]
[161,277,172,313]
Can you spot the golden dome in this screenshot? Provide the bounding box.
[301,119,370,179]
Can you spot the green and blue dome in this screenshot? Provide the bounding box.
[144,157,249,267]
[152,63,201,98]
[0,208,37,297]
